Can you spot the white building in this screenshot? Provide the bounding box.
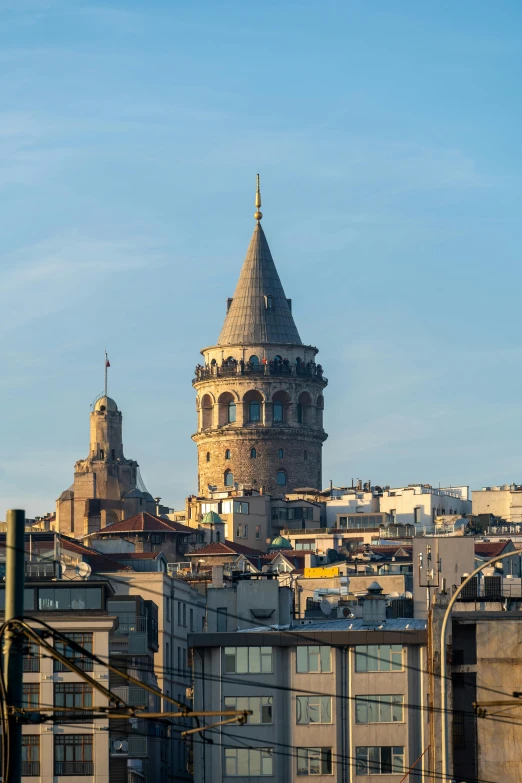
[326,484,470,533]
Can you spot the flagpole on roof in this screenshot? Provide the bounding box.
[104,349,109,397]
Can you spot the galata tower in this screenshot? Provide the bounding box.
[192,177,327,496]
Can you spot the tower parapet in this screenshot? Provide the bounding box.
[192,180,327,496]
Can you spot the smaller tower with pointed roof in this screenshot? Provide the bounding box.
[192,178,328,497]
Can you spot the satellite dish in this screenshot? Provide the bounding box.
[113,739,128,753]
[320,598,333,616]
[75,562,92,579]
[342,607,351,618]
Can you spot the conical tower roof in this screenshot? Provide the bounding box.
[218,223,302,346]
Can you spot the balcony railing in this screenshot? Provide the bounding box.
[21,761,40,776]
[114,617,148,635]
[112,685,148,707]
[55,761,94,775]
[194,360,326,384]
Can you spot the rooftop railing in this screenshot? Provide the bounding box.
[194,360,327,384]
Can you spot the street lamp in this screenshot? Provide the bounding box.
[440,548,518,782]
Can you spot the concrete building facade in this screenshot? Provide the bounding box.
[192,184,327,497]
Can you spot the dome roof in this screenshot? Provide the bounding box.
[94,396,118,412]
[268,535,292,551]
[124,488,146,499]
[202,511,223,525]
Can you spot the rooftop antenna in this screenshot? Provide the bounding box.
[254,174,263,221]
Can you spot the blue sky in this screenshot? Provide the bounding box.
[1,0,521,516]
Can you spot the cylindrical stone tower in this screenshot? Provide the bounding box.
[192,180,327,496]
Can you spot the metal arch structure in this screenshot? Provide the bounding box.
[440,548,521,783]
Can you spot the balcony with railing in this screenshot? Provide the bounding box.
[21,761,40,776]
[55,761,94,775]
[194,359,327,385]
[110,615,157,655]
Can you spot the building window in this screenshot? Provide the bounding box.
[54,683,93,722]
[277,448,284,459]
[38,587,101,611]
[224,647,273,674]
[236,524,248,538]
[296,695,332,724]
[255,525,261,540]
[414,507,421,524]
[54,633,93,672]
[100,449,104,460]
[225,449,231,459]
[304,450,308,460]
[355,645,403,672]
[249,354,260,366]
[355,695,404,723]
[190,608,194,632]
[22,735,40,777]
[296,646,331,673]
[224,747,273,776]
[355,746,405,775]
[250,448,257,459]
[297,747,332,776]
[273,402,284,422]
[228,402,236,423]
[23,642,40,672]
[177,601,182,625]
[151,533,162,545]
[224,470,234,487]
[224,696,273,724]
[277,470,287,486]
[264,294,273,310]
[22,683,39,710]
[223,500,249,514]
[297,403,303,423]
[217,607,228,632]
[183,603,187,626]
[54,735,93,776]
[249,401,261,422]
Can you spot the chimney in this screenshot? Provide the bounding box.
[212,566,224,588]
[362,582,387,627]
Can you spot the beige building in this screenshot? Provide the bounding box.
[192,182,327,498]
[56,394,156,537]
[191,580,428,783]
[472,483,522,525]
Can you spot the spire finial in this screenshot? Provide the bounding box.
[254,173,263,221]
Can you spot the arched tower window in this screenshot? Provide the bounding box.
[316,395,324,428]
[277,470,287,486]
[272,390,290,424]
[206,452,210,463]
[201,394,213,430]
[278,448,284,459]
[243,390,263,424]
[298,391,313,426]
[249,355,260,367]
[225,449,231,460]
[250,448,257,459]
[224,470,234,487]
[217,392,236,426]
[304,449,308,461]
[228,401,236,423]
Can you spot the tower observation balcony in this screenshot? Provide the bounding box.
[194,358,327,386]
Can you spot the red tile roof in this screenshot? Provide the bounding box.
[95,512,194,535]
[187,540,266,557]
[475,541,512,558]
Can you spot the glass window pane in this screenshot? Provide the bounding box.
[261,648,272,673]
[379,645,391,671]
[392,695,403,722]
[380,696,392,723]
[355,699,367,724]
[391,645,403,670]
[367,645,379,672]
[369,746,380,773]
[309,748,321,775]
[321,749,332,774]
[225,750,236,776]
[355,646,367,672]
[261,750,273,775]
[236,648,248,673]
[296,696,306,724]
[381,746,392,774]
[224,649,236,673]
[249,647,261,673]
[297,748,308,775]
[320,646,331,672]
[249,749,261,776]
[296,647,308,673]
[237,749,249,775]
[309,698,319,723]
[321,697,331,723]
[356,747,368,776]
[393,747,404,772]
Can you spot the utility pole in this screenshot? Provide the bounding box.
[4,509,25,783]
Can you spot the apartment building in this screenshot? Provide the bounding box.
[190,583,428,782]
